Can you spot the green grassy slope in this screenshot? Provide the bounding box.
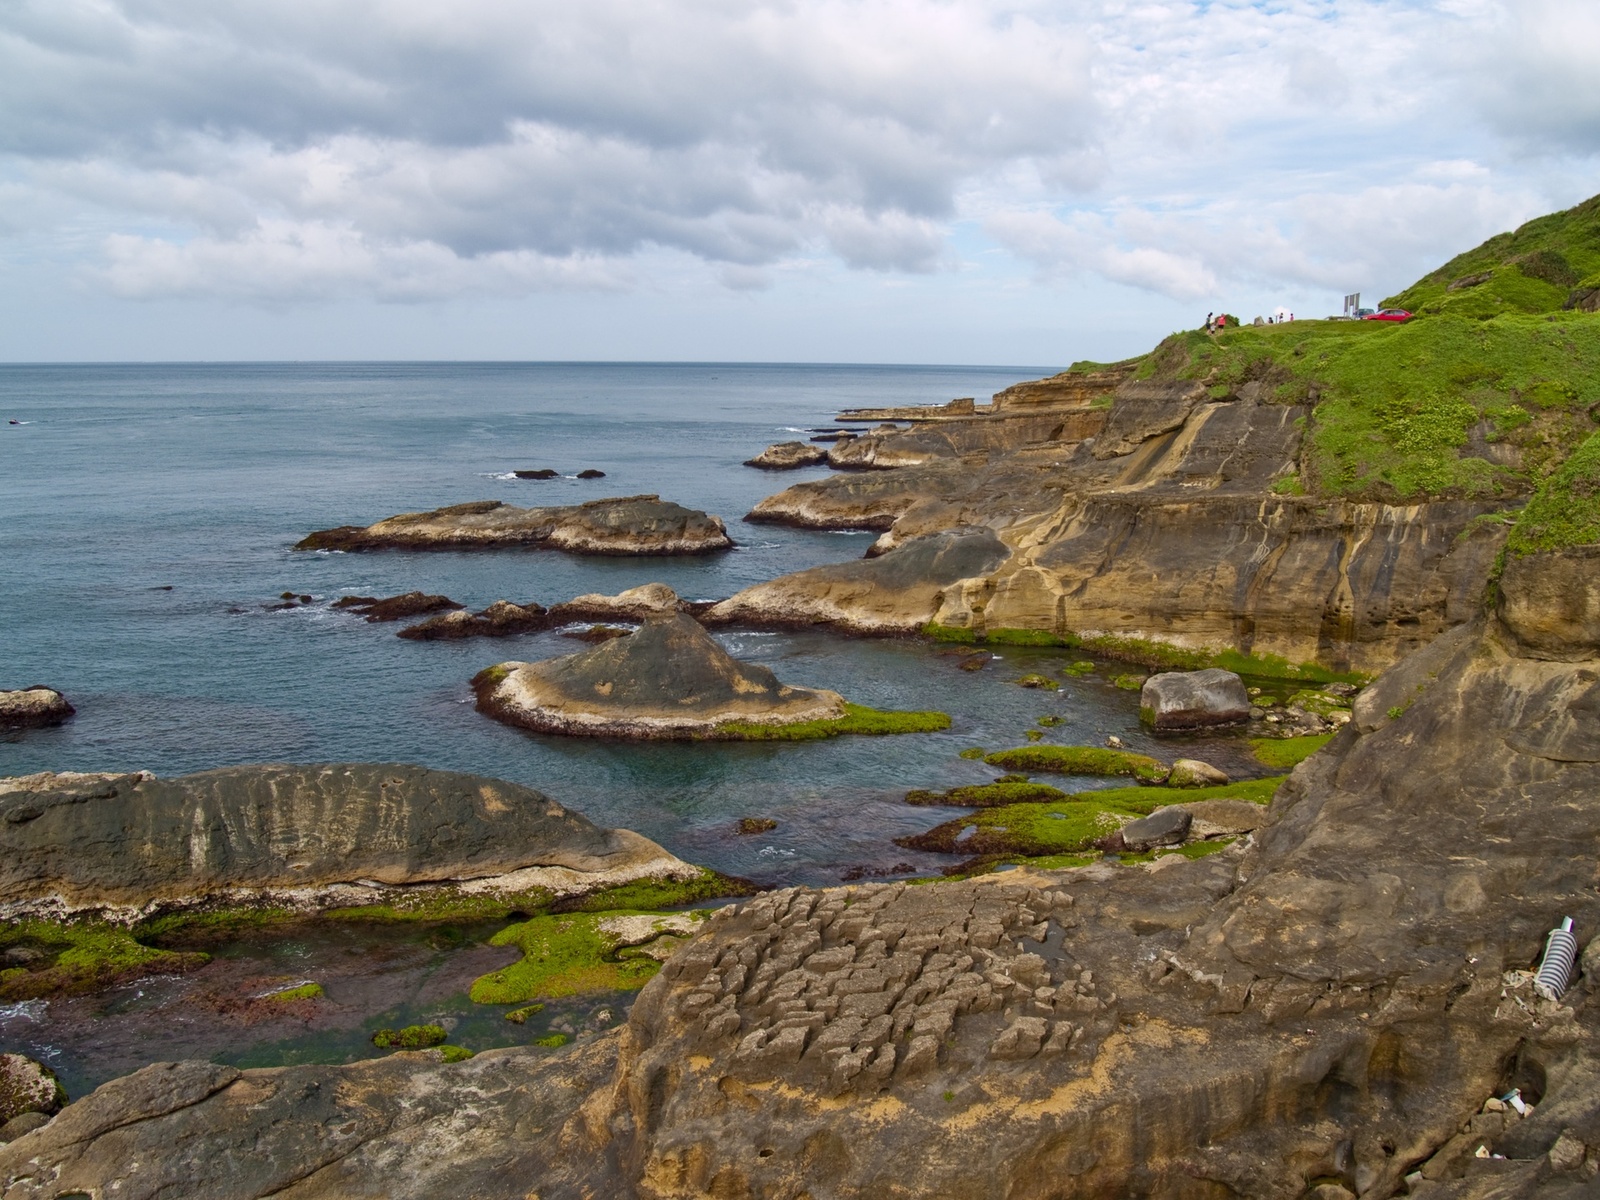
[1120,193,1600,550]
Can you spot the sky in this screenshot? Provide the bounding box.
[1,0,1596,365]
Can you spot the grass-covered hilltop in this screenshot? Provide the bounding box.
[727,192,1600,675]
[1133,192,1600,516]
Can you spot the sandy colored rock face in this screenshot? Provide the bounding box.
[1497,546,1600,660]
[476,612,846,738]
[744,441,827,469]
[0,763,693,914]
[297,495,733,556]
[0,688,74,730]
[548,582,685,624]
[708,526,1011,634]
[745,373,1509,672]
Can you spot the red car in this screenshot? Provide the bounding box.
[1362,308,1411,322]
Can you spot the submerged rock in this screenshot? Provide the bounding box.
[0,763,698,916]
[1139,668,1251,731]
[297,495,733,556]
[745,441,827,469]
[333,591,462,622]
[474,613,845,739]
[0,688,74,730]
[707,526,1010,634]
[398,600,548,640]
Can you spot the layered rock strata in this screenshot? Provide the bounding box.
[706,526,1010,634]
[548,583,686,624]
[743,374,1507,672]
[475,613,845,738]
[297,496,733,556]
[0,688,74,730]
[0,763,698,918]
[10,573,1600,1195]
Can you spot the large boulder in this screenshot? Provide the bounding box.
[297,495,733,556]
[1115,806,1192,851]
[1139,668,1251,731]
[0,764,695,915]
[707,526,1010,634]
[0,1055,65,1127]
[744,441,827,470]
[0,688,73,730]
[474,613,845,739]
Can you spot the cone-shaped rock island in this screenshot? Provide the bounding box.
[472,612,949,740]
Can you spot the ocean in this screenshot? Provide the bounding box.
[2,361,1271,1092]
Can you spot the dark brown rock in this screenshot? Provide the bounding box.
[514,468,559,479]
[397,600,547,640]
[298,496,733,556]
[335,592,462,622]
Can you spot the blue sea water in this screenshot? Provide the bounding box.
[1,362,1261,886]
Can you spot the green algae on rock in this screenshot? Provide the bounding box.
[896,777,1283,859]
[0,918,206,1001]
[469,910,708,1005]
[983,745,1170,783]
[904,781,1069,807]
[372,1024,447,1050]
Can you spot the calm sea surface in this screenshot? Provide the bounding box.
[1,362,1277,1092]
[0,362,1269,884]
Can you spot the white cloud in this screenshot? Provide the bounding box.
[0,0,1593,308]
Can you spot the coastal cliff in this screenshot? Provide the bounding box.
[725,197,1600,674]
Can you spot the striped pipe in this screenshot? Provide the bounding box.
[1534,917,1578,1002]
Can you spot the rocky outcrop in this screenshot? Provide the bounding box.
[707,526,1011,634]
[1497,546,1600,661]
[397,600,548,640]
[746,374,1507,672]
[744,442,827,469]
[548,583,686,624]
[0,688,74,730]
[13,571,1600,1197]
[1139,668,1252,731]
[0,764,699,917]
[297,496,733,556]
[475,613,845,739]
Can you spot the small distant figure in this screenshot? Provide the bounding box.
[7,419,17,425]
[1204,311,1214,332]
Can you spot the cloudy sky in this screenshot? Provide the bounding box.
[1,0,1595,363]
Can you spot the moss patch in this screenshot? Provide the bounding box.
[711,702,950,741]
[322,887,557,925]
[505,1003,545,1024]
[1249,734,1333,769]
[984,745,1170,783]
[1505,429,1600,555]
[0,919,208,1000]
[534,1033,570,1048]
[264,982,323,1003]
[438,1045,475,1063]
[372,1024,447,1049]
[905,781,1070,807]
[470,910,695,1005]
[554,869,753,914]
[898,777,1282,859]
[923,624,1367,684]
